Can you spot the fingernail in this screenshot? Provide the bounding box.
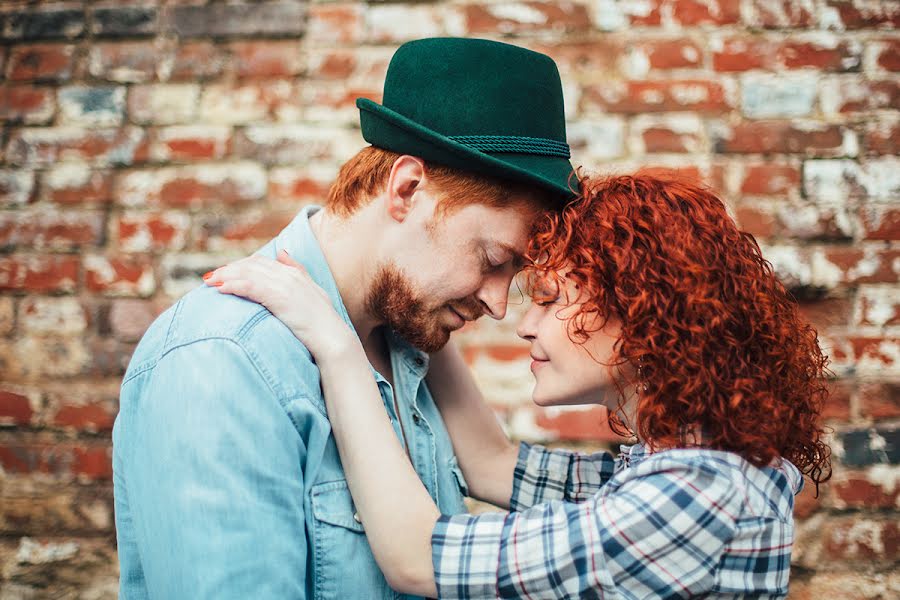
[202,271,213,281]
[211,281,223,287]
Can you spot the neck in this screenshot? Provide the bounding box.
[309,207,385,351]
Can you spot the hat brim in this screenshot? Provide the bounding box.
[357,98,578,202]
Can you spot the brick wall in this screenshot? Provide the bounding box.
[0,0,897,596]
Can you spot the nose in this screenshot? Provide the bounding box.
[516,303,539,340]
[475,273,511,320]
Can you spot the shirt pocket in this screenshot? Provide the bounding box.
[309,479,399,600]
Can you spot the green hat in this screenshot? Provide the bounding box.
[357,38,577,201]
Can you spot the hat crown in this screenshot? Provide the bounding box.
[381,38,567,143]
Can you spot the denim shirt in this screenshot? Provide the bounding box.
[113,206,469,599]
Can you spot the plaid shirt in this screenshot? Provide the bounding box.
[432,442,803,599]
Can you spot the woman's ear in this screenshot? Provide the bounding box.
[385,155,426,223]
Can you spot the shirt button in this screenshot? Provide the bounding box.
[412,413,421,425]
[353,511,361,523]
[414,357,425,367]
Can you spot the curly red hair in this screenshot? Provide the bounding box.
[526,172,831,486]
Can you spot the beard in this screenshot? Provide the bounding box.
[364,262,483,353]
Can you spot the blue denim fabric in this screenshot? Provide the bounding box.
[113,206,469,599]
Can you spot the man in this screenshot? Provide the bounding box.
[113,38,576,599]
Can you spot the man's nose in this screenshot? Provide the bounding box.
[475,276,510,320]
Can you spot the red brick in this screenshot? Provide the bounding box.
[713,38,768,72]
[149,125,231,161]
[534,405,625,443]
[793,478,825,519]
[6,127,148,167]
[88,41,165,83]
[115,165,266,209]
[193,209,294,251]
[872,38,900,71]
[670,0,740,25]
[823,79,899,115]
[268,165,336,205]
[744,0,814,28]
[715,121,847,154]
[84,255,155,297]
[169,42,226,81]
[0,255,78,293]
[230,40,303,79]
[798,296,854,330]
[306,3,365,44]
[735,205,777,237]
[0,209,104,251]
[858,382,900,419]
[823,247,900,284]
[72,446,112,480]
[0,390,34,426]
[108,298,163,342]
[826,0,900,30]
[823,518,898,563]
[740,163,801,195]
[305,49,357,80]
[0,439,111,481]
[585,80,732,114]
[42,165,113,205]
[779,41,861,71]
[6,43,76,81]
[864,120,899,155]
[860,205,900,241]
[0,170,36,207]
[0,85,55,124]
[640,126,701,153]
[531,41,622,77]
[821,378,852,421]
[640,39,703,69]
[116,211,190,253]
[51,404,116,432]
[20,297,88,335]
[831,466,900,509]
[464,2,592,35]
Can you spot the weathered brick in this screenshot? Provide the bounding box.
[640,38,703,69]
[760,244,899,292]
[149,125,231,162]
[864,37,900,72]
[306,3,365,45]
[169,1,306,38]
[0,437,111,480]
[668,0,739,25]
[230,40,304,79]
[4,7,85,40]
[629,114,704,154]
[821,77,899,115]
[168,42,227,81]
[567,117,627,161]
[160,252,243,299]
[822,517,898,564]
[735,204,776,237]
[6,43,76,81]
[0,169,36,206]
[1,336,91,378]
[0,296,14,335]
[88,41,168,84]
[804,158,899,201]
[860,204,900,240]
[42,380,120,433]
[199,80,302,124]
[788,571,900,598]
[0,208,105,251]
[304,47,392,83]
[741,73,818,118]
[0,84,56,124]
[6,126,148,167]
[116,211,190,253]
[823,0,900,30]
[128,83,199,126]
[115,163,267,209]
[20,297,88,335]
[193,209,295,251]
[534,405,624,443]
[462,2,591,36]
[740,163,801,195]
[0,388,36,427]
[0,255,78,293]
[84,255,155,297]
[0,478,114,535]
[41,164,113,205]
[90,5,158,37]
[584,80,733,114]
[57,85,125,126]
[743,0,815,28]
[714,121,855,156]
[713,37,861,72]
[234,124,361,165]
[300,82,381,123]
[859,381,900,420]
[107,298,163,343]
[863,119,899,155]
[268,163,338,205]
[830,465,900,510]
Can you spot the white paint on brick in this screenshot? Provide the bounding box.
[865,158,900,200]
[488,4,548,25]
[131,84,200,125]
[194,163,267,200]
[568,117,626,161]
[17,538,79,564]
[589,0,628,31]
[741,74,817,118]
[58,86,126,127]
[670,83,710,105]
[760,244,812,288]
[856,340,900,377]
[803,159,864,202]
[21,297,87,334]
[620,47,650,79]
[818,5,844,30]
[508,407,557,443]
[470,352,533,407]
[160,252,244,298]
[366,6,444,42]
[44,163,91,189]
[115,170,164,208]
[0,169,35,206]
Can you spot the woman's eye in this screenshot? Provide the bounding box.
[535,297,559,307]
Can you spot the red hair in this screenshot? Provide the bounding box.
[526,172,831,486]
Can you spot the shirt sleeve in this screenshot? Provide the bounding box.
[509,442,617,511]
[434,458,740,599]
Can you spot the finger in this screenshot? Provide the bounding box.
[213,279,262,302]
[277,249,306,271]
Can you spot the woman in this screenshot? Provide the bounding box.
[204,173,831,598]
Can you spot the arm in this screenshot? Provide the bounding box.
[433,460,740,599]
[426,342,519,508]
[116,340,310,598]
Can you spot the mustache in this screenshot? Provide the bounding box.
[448,297,484,321]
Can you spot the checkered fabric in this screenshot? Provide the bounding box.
[432,442,803,599]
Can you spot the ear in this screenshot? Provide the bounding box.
[385,155,426,223]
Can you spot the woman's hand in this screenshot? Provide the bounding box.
[204,250,357,360]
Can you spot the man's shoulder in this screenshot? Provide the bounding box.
[127,284,323,401]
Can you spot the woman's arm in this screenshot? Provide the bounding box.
[207,252,439,596]
[426,343,519,508]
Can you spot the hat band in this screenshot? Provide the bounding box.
[448,135,571,159]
